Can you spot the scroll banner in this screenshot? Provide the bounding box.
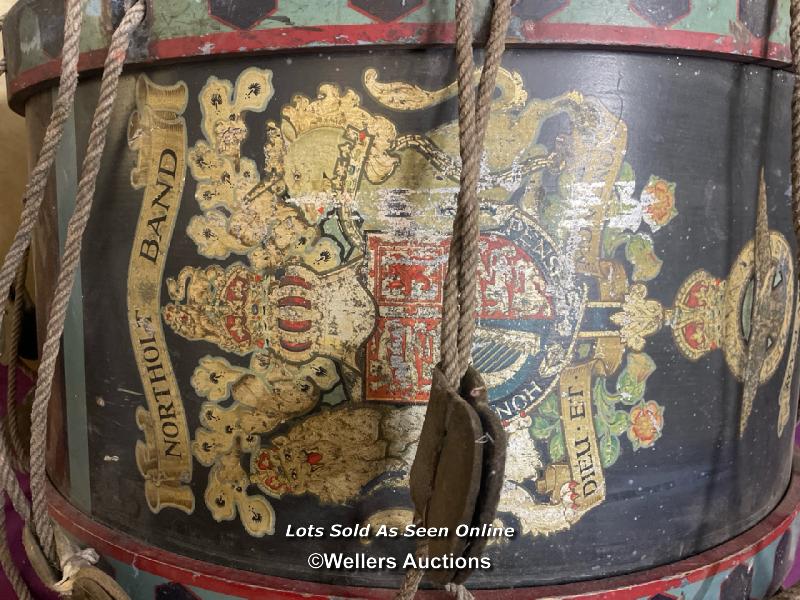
[126,75,194,514]
[559,360,607,510]
[779,292,800,435]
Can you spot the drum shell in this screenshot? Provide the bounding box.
[14,46,799,590]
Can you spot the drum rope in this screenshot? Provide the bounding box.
[439,0,512,389]
[771,1,800,598]
[396,0,511,598]
[0,504,31,600]
[29,0,145,564]
[792,0,800,261]
[5,252,30,472]
[0,10,30,476]
[0,0,83,342]
[0,0,145,595]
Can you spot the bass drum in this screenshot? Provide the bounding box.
[3,0,800,597]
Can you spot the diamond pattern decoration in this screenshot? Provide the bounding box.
[719,564,754,599]
[513,0,570,22]
[208,0,278,30]
[738,0,778,39]
[348,0,426,22]
[37,0,65,58]
[155,582,201,600]
[629,0,691,27]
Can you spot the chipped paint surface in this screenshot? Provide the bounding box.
[1,0,792,107]
[93,51,797,589]
[30,38,799,594]
[47,472,800,598]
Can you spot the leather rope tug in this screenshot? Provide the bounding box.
[396,0,512,598]
[0,0,145,597]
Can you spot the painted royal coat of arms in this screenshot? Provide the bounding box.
[124,61,797,547]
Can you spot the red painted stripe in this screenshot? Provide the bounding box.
[280,275,313,290]
[521,21,787,63]
[47,461,800,600]
[278,296,311,309]
[280,339,312,353]
[278,319,313,332]
[6,22,790,109]
[149,22,454,57]
[47,484,348,599]
[149,22,790,64]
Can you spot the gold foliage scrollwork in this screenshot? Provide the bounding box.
[363,66,527,111]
